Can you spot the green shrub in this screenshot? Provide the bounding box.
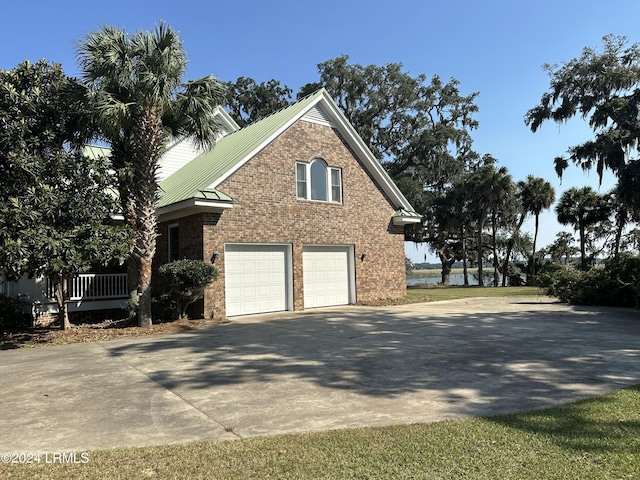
[536,263,583,303]
[151,292,178,323]
[600,253,640,307]
[536,254,640,307]
[158,260,219,320]
[0,294,29,331]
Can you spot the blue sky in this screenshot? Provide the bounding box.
[1,0,636,262]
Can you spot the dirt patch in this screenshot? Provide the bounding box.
[0,316,229,349]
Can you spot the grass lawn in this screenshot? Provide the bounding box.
[5,385,639,479]
[406,285,545,303]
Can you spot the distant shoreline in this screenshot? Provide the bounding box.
[407,268,476,279]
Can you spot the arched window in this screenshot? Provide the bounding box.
[295,158,342,203]
[310,160,328,201]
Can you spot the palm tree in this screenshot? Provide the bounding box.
[501,187,528,287]
[555,187,611,271]
[467,158,514,286]
[519,175,555,280]
[608,185,630,259]
[77,23,226,327]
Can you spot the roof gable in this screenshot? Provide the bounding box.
[158,89,417,215]
[301,103,334,127]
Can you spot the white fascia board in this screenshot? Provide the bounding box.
[192,199,233,209]
[393,216,422,226]
[214,106,241,135]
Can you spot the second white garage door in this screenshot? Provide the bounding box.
[303,246,352,309]
[225,244,290,316]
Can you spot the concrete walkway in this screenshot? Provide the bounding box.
[0,297,638,452]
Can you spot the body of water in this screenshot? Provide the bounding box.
[407,272,503,286]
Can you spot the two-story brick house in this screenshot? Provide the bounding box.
[154,88,420,319]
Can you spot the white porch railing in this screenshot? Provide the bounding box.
[46,274,128,301]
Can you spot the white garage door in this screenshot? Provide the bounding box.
[303,246,351,309]
[225,244,289,316]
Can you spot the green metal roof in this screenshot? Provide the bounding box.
[191,189,235,202]
[158,90,325,208]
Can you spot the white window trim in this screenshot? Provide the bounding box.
[296,159,342,204]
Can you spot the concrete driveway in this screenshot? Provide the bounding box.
[1,297,638,452]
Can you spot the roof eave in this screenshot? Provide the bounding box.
[214,106,241,135]
[157,197,233,223]
[392,216,422,226]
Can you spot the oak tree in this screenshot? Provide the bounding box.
[526,35,640,213]
[224,76,293,127]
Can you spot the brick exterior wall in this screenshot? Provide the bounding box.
[155,119,406,319]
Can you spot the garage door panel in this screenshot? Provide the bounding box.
[225,245,288,316]
[303,247,351,309]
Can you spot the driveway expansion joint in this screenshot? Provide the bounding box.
[97,341,244,440]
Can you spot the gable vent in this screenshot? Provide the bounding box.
[302,105,334,127]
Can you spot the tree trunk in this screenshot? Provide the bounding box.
[531,214,540,280]
[502,214,526,287]
[131,174,159,328]
[501,242,512,287]
[579,223,587,270]
[441,265,451,286]
[114,144,142,322]
[128,105,164,328]
[461,225,469,286]
[53,275,71,330]
[438,248,454,286]
[613,207,626,259]
[477,217,485,287]
[462,257,469,285]
[491,212,500,287]
[137,256,153,328]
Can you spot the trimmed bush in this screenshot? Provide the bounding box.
[158,260,219,319]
